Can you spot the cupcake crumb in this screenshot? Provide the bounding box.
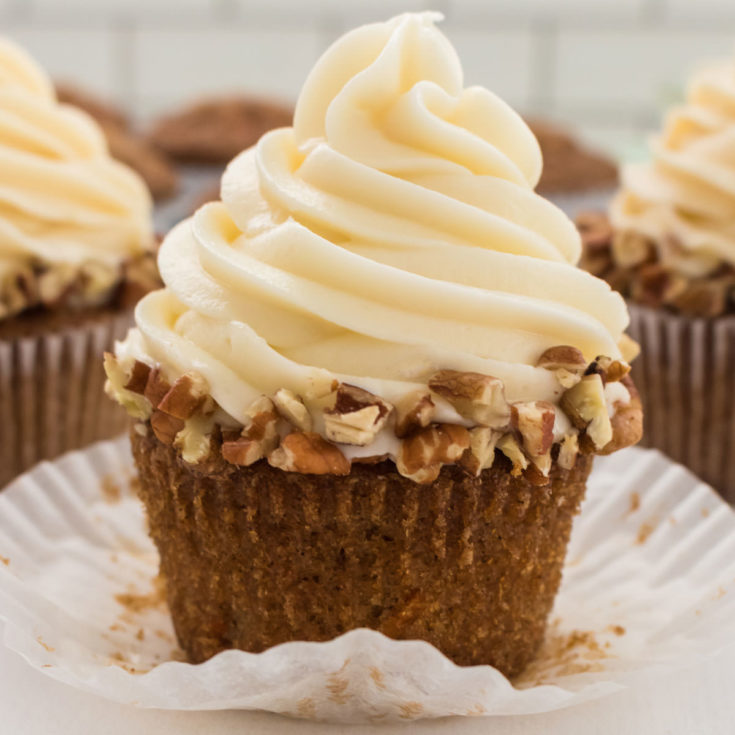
[0,555,9,566]
[399,701,424,719]
[36,637,54,653]
[636,521,655,545]
[296,698,316,718]
[627,492,640,515]
[101,474,122,504]
[608,624,626,636]
[369,667,386,689]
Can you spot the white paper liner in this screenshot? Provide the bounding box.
[0,438,734,722]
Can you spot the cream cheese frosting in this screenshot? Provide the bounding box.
[117,12,631,435]
[611,54,735,278]
[0,38,154,318]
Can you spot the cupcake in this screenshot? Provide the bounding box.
[105,13,642,677]
[528,118,618,197]
[0,38,158,487]
[577,54,735,499]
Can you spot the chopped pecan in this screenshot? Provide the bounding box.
[598,377,643,455]
[397,424,470,483]
[497,434,528,477]
[671,279,732,318]
[273,388,312,431]
[511,401,555,458]
[324,384,393,445]
[267,432,350,475]
[557,433,580,470]
[586,355,630,384]
[560,374,613,450]
[157,372,208,419]
[150,409,185,446]
[611,231,654,268]
[175,414,215,464]
[123,360,151,394]
[394,390,435,438]
[460,426,500,476]
[144,368,171,408]
[221,396,279,466]
[631,263,687,309]
[103,353,151,420]
[536,346,586,388]
[428,370,510,428]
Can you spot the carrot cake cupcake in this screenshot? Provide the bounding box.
[106,13,642,676]
[0,38,158,486]
[577,53,735,498]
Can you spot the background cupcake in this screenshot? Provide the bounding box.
[0,38,158,487]
[106,13,642,677]
[577,54,735,499]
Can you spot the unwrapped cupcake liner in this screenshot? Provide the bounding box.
[627,304,735,501]
[0,438,734,722]
[0,311,133,488]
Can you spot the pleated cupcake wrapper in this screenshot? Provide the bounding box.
[1,438,735,722]
[627,304,735,501]
[0,311,133,489]
[131,430,591,672]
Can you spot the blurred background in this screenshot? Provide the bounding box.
[3,0,734,154]
[4,0,733,223]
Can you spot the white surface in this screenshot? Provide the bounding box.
[1,641,734,734]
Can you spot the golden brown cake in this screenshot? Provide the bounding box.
[106,13,642,676]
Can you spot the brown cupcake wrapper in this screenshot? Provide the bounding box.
[0,311,133,488]
[627,303,735,501]
[131,427,593,677]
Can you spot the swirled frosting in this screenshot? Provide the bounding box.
[611,55,735,277]
[119,12,630,433]
[0,38,154,318]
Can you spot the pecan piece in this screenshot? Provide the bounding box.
[323,384,393,445]
[557,433,580,470]
[123,360,151,394]
[221,396,279,466]
[150,409,185,445]
[428,370,510,428]
[537,346,586,389]
[460,426,500,476]
[144,368,171,408]
[394,390,435,438]
[397,424,470,483]
[497,434,529,477]
[586,355,630,384]
[598,377,643,455]
[611,231,654,268]
[157,372,209,419]
[268,432,350,475]
[511,401,555,458]
[273,388,312,431]
[560,374,613,450]
[103,353,151,420]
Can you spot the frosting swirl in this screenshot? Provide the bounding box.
[611,55,735,277]
[122,12,629,427]
[0,38,154,317]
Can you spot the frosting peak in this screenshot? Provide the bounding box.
[0,37,154,319]
[123,13,629,432]
[611,55,735,276]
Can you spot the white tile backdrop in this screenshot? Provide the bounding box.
[1,0,734,157]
